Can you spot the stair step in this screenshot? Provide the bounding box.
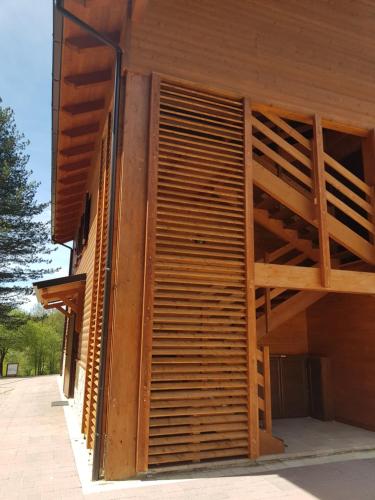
[255,193,278,211]
[253,160,375,264]
[259,429,285,456]
[285,218,309,231]
[268,206,291,220]
[254,208,320,262]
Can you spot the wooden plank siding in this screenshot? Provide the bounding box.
[82,117,112,448]
[129,0,375,131]
[136,78,259,468]
[74,145,102,368]
[307,294,375,431]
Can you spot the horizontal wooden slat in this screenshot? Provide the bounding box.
[149,438,248,456]
[146,81,251,468]
[148,447,248,465]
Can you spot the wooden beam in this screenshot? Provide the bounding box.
[56,305,71,317]
[63,99,105,115]
[63,297,79,314]
[65,32,120,51]
[55,215,79,226]
[59,173,87,185]
[55,220,79,232]
[40,290,77,301]
[312,114,331,287]
[55,206,81,217]
[60,158,91,172]
[44,301,64,309]
[56,200,82,211]
[57,192,84,204]
[62,122,100,138]
[58,184,86,196]
[243,98,259,459]
[255,263,375,294]
[64,69,112,88]
[60,143,95,157]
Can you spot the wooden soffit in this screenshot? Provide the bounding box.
[52,0,126,243]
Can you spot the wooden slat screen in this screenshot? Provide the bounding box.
[82,117,111,448]
[143,79,254,467]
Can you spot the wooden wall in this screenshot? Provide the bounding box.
[74,156,100,369]
[307,294,375,431]
[262,312,308,355]
[128,0,375,129]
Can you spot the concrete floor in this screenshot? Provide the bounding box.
[273,417,375,457]
[2,375,375,499]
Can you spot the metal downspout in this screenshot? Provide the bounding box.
[54,0,123,481]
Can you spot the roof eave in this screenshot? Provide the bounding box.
[51,4,64,242]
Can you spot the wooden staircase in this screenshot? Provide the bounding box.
[253,238,327,340]
[250,108,375,334]
[257,289,326,339]
[254,206,320,262]
[252,111,375,265]
[251,109,375,454]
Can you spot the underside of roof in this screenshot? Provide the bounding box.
[33,273,86,320]
[51,0,125,243]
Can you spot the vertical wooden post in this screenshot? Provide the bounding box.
[312,114,331,288]
[361,129,375,246]
[262,345,272,434]
[103,72,151,480]
[136,73,160,473]
[264,253,271,334]
[243,98,260,459]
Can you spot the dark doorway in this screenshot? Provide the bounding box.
[63,314,79,398]
[270,354,333,420]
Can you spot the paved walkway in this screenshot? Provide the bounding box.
[273,416,375,456]
[1,375,375,499]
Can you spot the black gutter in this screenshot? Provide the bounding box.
[54,0,123,481]
[51,5,64,241]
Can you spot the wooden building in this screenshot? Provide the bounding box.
[34,0,375,480]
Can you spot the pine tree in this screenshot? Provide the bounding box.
[0,99,56,324]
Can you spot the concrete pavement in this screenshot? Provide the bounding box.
[1,375,375,500]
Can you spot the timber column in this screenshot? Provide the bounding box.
[103,72,150,480]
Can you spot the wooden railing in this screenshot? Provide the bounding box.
[252,110,375,249]
[257,346,272,433]
[255,244,309,322]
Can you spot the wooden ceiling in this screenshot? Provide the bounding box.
[52,0,126,243]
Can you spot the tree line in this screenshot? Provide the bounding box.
[0,308,64,376]
[0,99,63,376]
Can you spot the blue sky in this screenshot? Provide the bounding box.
[0,1,70,309]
